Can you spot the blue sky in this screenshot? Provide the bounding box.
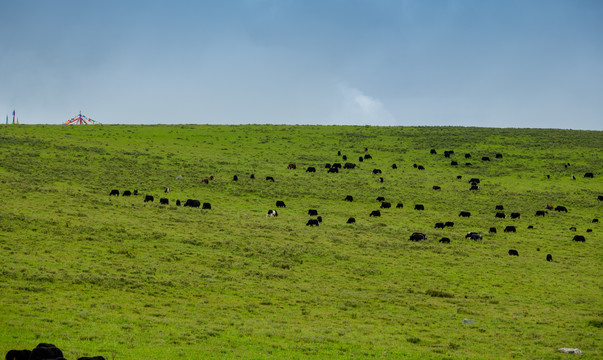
[1,0,602,129]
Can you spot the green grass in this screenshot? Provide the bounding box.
[0,124,601,359]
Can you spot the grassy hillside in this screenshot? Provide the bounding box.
[0,125,601,359]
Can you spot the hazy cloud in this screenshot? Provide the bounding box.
[332,84,396,126]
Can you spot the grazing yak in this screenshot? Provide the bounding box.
[584,172,594,178]
[445,221,455,227]
[489,227,497,233]
[508,249,519,256]
[396,203,404,208]
[409,233,427,241]
[343,162,357,169]
[266,209,278,217]
[593,218,599,223]
[276,200,286,208]
[342,155,347,160]
[392,164,397,169]
[417,165,425,170]
[510,212,521,219]
[364,154,372,160]
[376,196,385,201]
[569,226,576,231]
[546,254,553,262]
[250,174,255,179]
[122,190,132,196]
[202,202,212,210]
[4,350,31,360]
[430,149,437,154]
[29,343,63,360]
[599,195,603,201]
[266,176,275,182]
[288,163,296,169]
[528,225,534,229]
[468,178,480,184]
[536,210,548,216]
[457,175,462,179]
[233,175,238,181]
[372,169,382,174]
[328,167,339,173]
[306,219,320,226]
[459,211,471,217]
[555,206,568,212]
[572,235,585,242]
[344,195,354,202]
[439,237,450,244]
[308,209,318,216]
[482,156,491,161]
[495,212,506,219]
[165,187,170,193]
[378,177,384,183]
[504,226,517,233]
[369,210,381,217]
[358,156,364,162]
[184,199,200,208]
[202,178,209,184]
[496,153,503,159]
[451,161,458,166]
[176,199,181,206]
[109,189,119,196]
[381,202,391,209]
[159,198,169,205]
[144,195,154,203]
[133,189,138,195]
[435,222,446,229]
[465,232,482,240]
[332,163,342,169]
[347,217,356,224]
[414,204,425,210]
[317,216,323,223]
[306,167,316,173]
[433,185,441,190]
[495,205,504,210]
[470,185,480,191]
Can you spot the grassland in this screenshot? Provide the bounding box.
[0,125,601,359]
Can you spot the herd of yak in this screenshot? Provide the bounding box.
[104,147,598,263]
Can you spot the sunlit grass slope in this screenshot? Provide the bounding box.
[0,125,601,359]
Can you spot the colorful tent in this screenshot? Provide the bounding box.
[65,112,100,125]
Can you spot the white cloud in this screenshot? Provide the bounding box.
[332,84,396,125]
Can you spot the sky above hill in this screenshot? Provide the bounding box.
[1,1,602,129]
